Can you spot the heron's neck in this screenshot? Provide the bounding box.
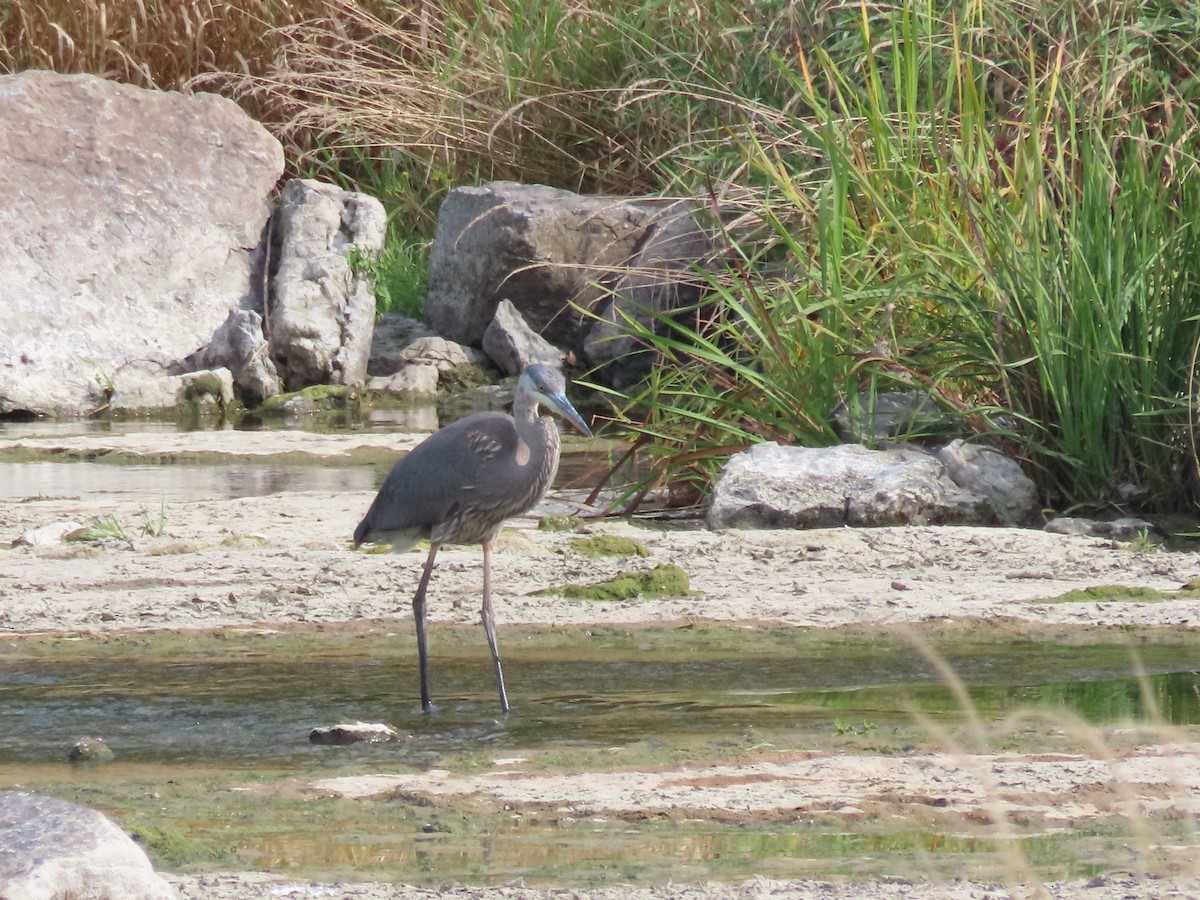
[513,399,561,476]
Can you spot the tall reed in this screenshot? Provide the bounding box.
[602,0,1200,512]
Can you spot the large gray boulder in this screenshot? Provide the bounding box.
[426,182,654,347]
[268,178,386,391]
[707,442,1037,530]
[935,439,1038,527]
[482,299,564,376]
[424,183,724,383]
[0,791,178,900]
[583,199,719,389]
[181,308,280,405]
[0,71,283,417]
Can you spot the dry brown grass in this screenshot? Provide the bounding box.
[2,0,755,213]
[0,0,343,136]
[0,0,325,88]
[206,0,728,196]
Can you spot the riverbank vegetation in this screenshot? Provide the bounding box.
[4,0,1200,513]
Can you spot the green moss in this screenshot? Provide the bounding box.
[439,362,492,393]
[569,535,650,558]
[1042,585,1168,604]
[538,515,586,532]
[258,384,350,413]
[184,372,227,400]
[539,563,691,601]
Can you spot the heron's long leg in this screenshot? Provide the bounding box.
[481,538,510,714]
[413,542,440,713]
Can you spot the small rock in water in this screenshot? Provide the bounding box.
[309,721,399,745]
[68,737,115,765]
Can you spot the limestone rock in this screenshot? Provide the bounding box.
[482,299,564,376]
[268,178,386,391]
[109,367,234,415]
[367,336,490,398]
[13,520,86,548]
[1044,517,1098,537]
[0,71,283,417]
[1045,515,1160,542]
[309,721,399,745]
[68,737,115,765]
[367,313,436,377]
[706,442,1018,530]
[0,791,178,900]
[935,439,1037,526]
[182,308,280,405]
[367,364,439,397]
[400,336,489,374]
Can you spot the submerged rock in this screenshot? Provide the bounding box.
[309,722,400,745]
[68,736,115,765]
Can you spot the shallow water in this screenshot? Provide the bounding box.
[0,410,605,502]
[2,628,1198,767]
[0,458,383,502]
[2,411,1197,885]
[3,626,1198,884]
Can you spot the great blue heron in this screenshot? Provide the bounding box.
[354,363,592,713]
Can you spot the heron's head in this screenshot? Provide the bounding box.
[519,364,592,437]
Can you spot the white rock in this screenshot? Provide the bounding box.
[14,520,85,547]
[269,179,386,391]
[0,71,283,417]
[0,791,178,900]
[706,442,1020,530]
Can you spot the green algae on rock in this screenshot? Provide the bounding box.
[258,384,351,413]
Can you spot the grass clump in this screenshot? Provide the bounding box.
[125,820,233,869]
[592,1,1200,514]
[67,514,132,547]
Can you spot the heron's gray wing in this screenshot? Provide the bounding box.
[355,412,519,542]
